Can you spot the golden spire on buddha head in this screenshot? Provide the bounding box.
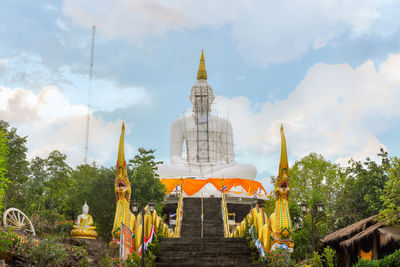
[197,49,207,80]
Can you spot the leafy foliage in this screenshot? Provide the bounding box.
[0,129,10,213]
[128,148,166,210]
[265,248,292,266]
[354,249,400,267]
[0,120,29,210]
[66,165,116,239]
[379,156,400,226]
[322,246,336,267]
[286,150,391,261]
[335,149,388,228]
[312,251,322,267]
[288,153,340,259]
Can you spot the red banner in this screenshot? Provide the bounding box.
[120,223,133,259]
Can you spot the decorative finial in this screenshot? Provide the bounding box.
[117,122,127,176]
[278,124,289,178]
[83,201,88,209]
[197,49,207,80]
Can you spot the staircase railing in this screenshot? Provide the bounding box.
[132,205,172,256]
[231,205,269,256]
[221,179,231,237]
[174,179,184,237]
[201,197,204,237]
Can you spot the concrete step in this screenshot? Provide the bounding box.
[160,242,251,250]
[157,264,254,267]
[158,257,252,265]
[158,198,253,266]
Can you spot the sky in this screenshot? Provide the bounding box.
[1,0,400,192]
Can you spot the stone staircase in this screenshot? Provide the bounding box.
[157,197,254,266]
[203,197,224,238]
[181,198,202,238]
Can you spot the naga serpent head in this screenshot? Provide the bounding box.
[275,168,290,199]
[275,124,290,200]
[115,162,131,201]
[115,122,131,201]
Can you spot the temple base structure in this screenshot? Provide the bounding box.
[160,177,269,199]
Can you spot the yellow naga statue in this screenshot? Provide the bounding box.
[231,124,294,252]
[268,124,294,250]
[111,122,136,245]
[111,122,172,251]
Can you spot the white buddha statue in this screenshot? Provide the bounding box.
[157,51,257,179]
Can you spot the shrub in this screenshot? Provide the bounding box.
[265,248,292,266]
[323,246,336,267]
[354,249,400,267]
[355,259,379,267]
[100,253,113,267]
[30,210,64,235]
[312,251,322,267]
[0,229,19,255]
[23,237,68,266]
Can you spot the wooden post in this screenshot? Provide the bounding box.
[373,231,378,260]
[344,246,351,267]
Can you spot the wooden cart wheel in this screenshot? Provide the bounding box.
[3,208,36,236]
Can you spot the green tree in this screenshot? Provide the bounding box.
[66,164,116,239]
[67,164,103,219]
[379,156,400,226]
[0,130,10,213]
[44,151,73,211]
[288,153,341,259]
[87,167,116,240]
[0,120,29,209]
[128,148,166,210]
[335,149,388,228]
[24,156,47,214]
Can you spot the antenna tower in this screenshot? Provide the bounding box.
[84,25,95,164]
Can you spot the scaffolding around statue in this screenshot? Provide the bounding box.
[157,50,259,196]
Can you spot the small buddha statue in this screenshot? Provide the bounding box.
[71,202,98,239]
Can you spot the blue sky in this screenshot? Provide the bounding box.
[1,0,400,191]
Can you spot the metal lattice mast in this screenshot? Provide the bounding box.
[84,25,96,164]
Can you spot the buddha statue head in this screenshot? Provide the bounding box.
[82,202,89,215]
[190,50,214,117]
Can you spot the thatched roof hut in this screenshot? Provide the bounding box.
[321,215,400,266]
[378,227,400,247]
[322,215,378,246]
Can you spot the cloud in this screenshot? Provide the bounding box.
[213,53,400,174]
[0,85,132,167]
[62,0,389,65]
[0,53,151,113]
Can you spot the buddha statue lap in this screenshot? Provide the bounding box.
[156,50,257,179]
[71,202,98,239]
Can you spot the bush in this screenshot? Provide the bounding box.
[100,253,113,267]
[30,210,64,235]
[355,259,379,267]
[20,237,69,266]
[312,251,322,267]
[0,229,19,254]
[265,248,292,266]
[354,249,400,267]
[323,246,336,267]
[30,210,75,238]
